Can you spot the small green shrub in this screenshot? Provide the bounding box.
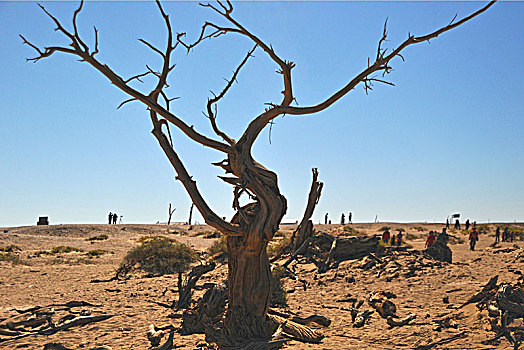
[449,235,465,244]
[34,250,52,257]
[404,232,417,240]
[342,226,360,236]
[477,225,490,234]
[0,252,22,265]
[208,237,227,257]
[273,231,285,238]
[379,226,391,232]
[0,245,22,252]
[85,249,109,258]
[35,246,84,256]
[117,237,197,277]
[86,234,109,241]
[136,235,175,244]
[50,246,84,254]
[267,236,291,258]
[271,266,287,307]
[413,226,425,232]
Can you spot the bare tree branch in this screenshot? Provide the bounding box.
[91,26,99,57]
[280,0,496,116]
[236,1,496,149]
[176,22,241,52]
[138,38,165,58]
[150,111,242,236]
[22,1,232,154]
[117,98,138,110]
[205,45,256,145]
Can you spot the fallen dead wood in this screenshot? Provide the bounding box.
[368,292,397,318]
[147,324,165,347]
[460,275,499,308]
[415,331,467,350]
[268,314,324,343]
[175,262,216,309]
[150,329,175,350]
[496,284,524,317]
[387,313,416,327]
[0,300,114,344]
[267,309,330,327]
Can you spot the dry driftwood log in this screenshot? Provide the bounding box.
[147,324,165,347]
[268,314,324,343]
[180,282,228,335]
[150,330,175,350]
[496,284,524,317]
[461,275,499,308]
[175,262,216,309]
[0,301,114,344]
[368,292,397,318]
[386,313,416,327]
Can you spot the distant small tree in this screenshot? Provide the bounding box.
[23,0,495,346]
[167,203,176,226]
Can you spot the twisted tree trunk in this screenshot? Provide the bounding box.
[217,155,287,345]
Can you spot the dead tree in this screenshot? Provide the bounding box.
[291,168,323,253]
[167,203,176,226]
[22,0,496,346]
[188,203,194,226]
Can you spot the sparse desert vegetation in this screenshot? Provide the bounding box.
[1,222,523,349]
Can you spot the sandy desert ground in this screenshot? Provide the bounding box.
[0,222,523,349]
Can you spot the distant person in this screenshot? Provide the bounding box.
[348,212,352,224]
[446,219,450,229]
[454,219,461,230]
[108,212,113,225]
[469,228,478,251]
[473,221,477,229]
[396,232,403,246]
[329,220,331,225]
[495,227,500,243]
[341,213,345,225]
[465,219,470,231]
[382,229,391,244]
[113,213,118,225]
[119,215,123,224]
[503,227,509,242]
[509,229,514,242]
[325,213,328,225]
[426,231,436,248]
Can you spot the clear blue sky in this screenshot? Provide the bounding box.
[1,1,523,227]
